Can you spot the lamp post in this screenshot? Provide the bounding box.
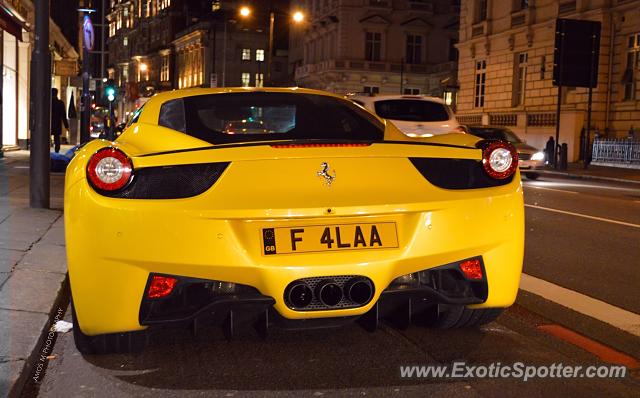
[234,6,304,86]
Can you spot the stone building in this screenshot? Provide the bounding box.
[456,0,640,161]
[290,0,460,104]
[0,0,78,150]
[106,0,291,122]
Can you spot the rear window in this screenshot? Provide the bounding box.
[158,92,385,144]
[469,128,523,144]
[373,99,450,122]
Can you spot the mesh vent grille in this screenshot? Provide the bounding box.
[103,162,229,199]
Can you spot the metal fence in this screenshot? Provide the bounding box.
[591,139,640,167]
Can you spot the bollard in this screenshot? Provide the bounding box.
[560,143,568,170]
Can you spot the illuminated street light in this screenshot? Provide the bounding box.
[292,11,304,23]
[239,6,251,17]
[139,62,148,72]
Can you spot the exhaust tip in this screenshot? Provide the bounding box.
[316,280,343,307]
[287,283,313,308]
[345,278,373,305]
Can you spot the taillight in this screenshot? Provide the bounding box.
[459,258,483,280]
[477,140,518,179]
[86,147,133,192]
[147,275,178,299]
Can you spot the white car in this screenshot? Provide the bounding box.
[348,95,461,137]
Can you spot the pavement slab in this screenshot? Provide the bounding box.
[0,249,24,274]
[0,359,26,398]
[17,244,67,274]
[0,270,66,314]
[0,309,49,361]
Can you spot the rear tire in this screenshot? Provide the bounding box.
[71,301,147,355]
[524,172,540,180]
[418,304,503,329]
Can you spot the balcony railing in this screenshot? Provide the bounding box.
[592,139,640,168]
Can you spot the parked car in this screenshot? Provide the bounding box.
[65,88,524,354]
[348,94,461,137]
[468,126,545,180]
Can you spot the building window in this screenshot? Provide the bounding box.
[255,73,264,87]
[365,32,381,61]
[512,52,528,107]
[474,60,486,108]
[256,49,265,62]
[123,36,128,47]
[241,72,250,87]
[623,33,639,101]
[161,55,170,82]
[109,21,116,37]
[242,48,251,61]
[406,35,422,64]
[443,90,456,107]
[449,39,458,62]
[364,86,379,94]
[475,0,488,23]
[513,0,528,11]
[403,88,420,95]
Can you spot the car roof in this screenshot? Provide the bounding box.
[348,95,448,105]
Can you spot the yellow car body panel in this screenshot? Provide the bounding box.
[65,88,524,336]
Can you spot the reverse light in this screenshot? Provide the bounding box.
[86,148,133,192]
[477,140,518,179]
[147,275,178,299]
[459,258,483,280]
[531,151,545,161]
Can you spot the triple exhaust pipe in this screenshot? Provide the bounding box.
[287,277,374,309]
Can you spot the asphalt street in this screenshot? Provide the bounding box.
[30,174,640,397]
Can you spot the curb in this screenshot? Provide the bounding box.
[535,170,640,185]
[7,274,70,398]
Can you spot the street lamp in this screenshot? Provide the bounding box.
[240,6,304,85]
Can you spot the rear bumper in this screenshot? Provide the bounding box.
[137,260,489,335]
[66,177,524,336]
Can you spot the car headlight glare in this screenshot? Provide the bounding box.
[531,151,545,161]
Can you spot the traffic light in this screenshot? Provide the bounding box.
[105,79,117,102]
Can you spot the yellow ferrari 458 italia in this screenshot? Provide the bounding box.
[65,88,524,354]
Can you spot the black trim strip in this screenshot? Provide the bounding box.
[138,139,477,158]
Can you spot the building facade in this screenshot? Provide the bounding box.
[290,0,460,104]
[107,0,291,122]
[456,0,640,161]
[0,0,78,150]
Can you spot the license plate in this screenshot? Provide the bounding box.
[261,222,398,255]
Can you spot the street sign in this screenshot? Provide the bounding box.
[83,15,95,51]
[89,79,96,91]
[54,59,77,76]
[553,18,601,88]
[210,73,218,88]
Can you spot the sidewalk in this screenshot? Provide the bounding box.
[0,150,67,398]
[536,162,640,184]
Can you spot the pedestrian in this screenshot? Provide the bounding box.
[51,88,69,153]
[545,136,555,165]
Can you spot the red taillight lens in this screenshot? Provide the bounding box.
[86,148,133,191]
[459,258,483,280]
[477,140,518,179]
[147,275,178,299]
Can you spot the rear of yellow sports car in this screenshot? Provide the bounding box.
[65,88,524,354]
